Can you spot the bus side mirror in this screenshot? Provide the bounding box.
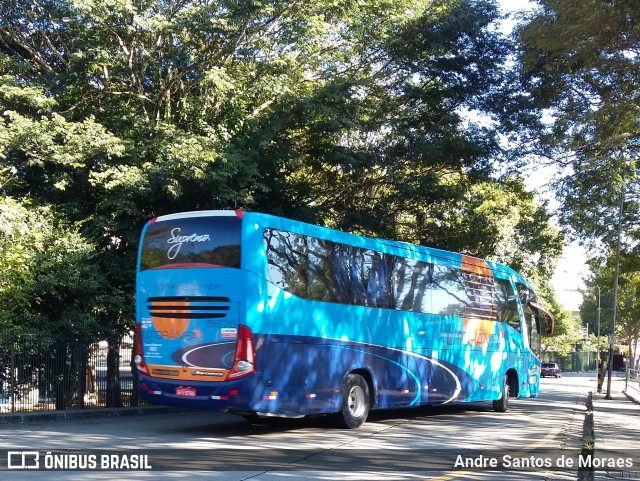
[544,312,554,335]
[528,301,555,335]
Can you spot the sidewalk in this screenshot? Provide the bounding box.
[0,404,188,425]
[591,375,640,480]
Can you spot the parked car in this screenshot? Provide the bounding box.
[541,363,562,378]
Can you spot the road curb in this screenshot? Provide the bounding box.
[0,405,194,425]
[622,390,640,407]
[578,391,595,481]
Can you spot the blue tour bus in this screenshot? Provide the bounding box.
[135,210,554,428]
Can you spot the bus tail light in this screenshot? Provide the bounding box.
[134,323,149,375]
[227,325,255,380]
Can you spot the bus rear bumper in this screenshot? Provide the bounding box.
[136,373,303,416]
[137,373,257,411]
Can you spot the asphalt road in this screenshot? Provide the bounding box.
[0,374,595,480]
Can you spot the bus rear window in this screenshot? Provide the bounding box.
[140,216,241,271]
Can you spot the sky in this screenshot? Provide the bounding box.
[550,244,587,313]
[497,0,588,313]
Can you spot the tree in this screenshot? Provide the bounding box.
[0,193,102,341]
[517,0,640,248]
[517,1,640,375]
[0,191,107,409]
[581,252,640,364]
[409,177,563,283]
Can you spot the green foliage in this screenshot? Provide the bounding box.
[409,177,563,283]
[0,196,103,343]
[518,0,640,248]
[517,0,640,357]
[580,252,640,361]
[0,0,566,342]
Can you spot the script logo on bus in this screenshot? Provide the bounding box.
[166,228,211,259]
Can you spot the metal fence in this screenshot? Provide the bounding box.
[542,351,631,374]
[542,351,596,372]
[0,337,143,414]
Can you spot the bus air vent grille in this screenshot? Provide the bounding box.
[147,296,231,319]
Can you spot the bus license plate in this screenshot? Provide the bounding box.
[176,387,196,397]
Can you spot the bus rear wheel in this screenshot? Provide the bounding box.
[493,374,510,412]
[331,373,370,429]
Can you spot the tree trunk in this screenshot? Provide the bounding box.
[106,338,122,408]
[53,344,67,411]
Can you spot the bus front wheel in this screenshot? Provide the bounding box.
[492,374,510,413]
[331,373,370,429]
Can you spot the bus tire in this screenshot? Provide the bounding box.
[493,374,509,413]
[331,373,370,429]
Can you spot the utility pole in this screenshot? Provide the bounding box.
[597,287,601,357]
[605,189,624,400]
[597,287,602,392]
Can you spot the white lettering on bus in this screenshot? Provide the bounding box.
[166,228,211,259]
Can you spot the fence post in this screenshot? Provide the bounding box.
[10,343,15,414]
[626,368,629,393]
[78,343,86,410]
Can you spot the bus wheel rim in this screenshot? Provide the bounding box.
[347,385,366,418]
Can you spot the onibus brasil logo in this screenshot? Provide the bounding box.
[6,451,152,470]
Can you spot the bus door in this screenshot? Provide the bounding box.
[516,283,554,397]
[519,291,541,396]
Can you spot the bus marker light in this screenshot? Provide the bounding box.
[400,389,410,394]
[305,393,316,399]
[264,391,278,400]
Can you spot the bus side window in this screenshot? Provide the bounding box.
[350,247,367,306]
[307,237,339,303]
[463,272,497,321]
[431,264,466,317]
[394,257,416,311]
[393,258,433,313]
[494,278,521,332]
[331,242,357,305]
[528,310,542,356]
[264,229,308,297]
[363,250,395,309]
